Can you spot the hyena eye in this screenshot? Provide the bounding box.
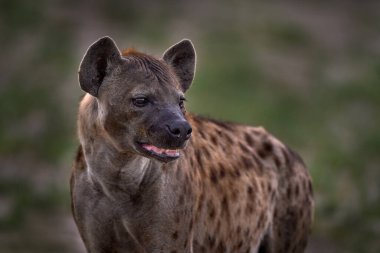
[132,97,149,107]
[179,98,186,110]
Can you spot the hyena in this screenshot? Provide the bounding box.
[71,37,314,253]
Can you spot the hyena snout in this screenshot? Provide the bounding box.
[166,120,192,141]
[149,118,192,149]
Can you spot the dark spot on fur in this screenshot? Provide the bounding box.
[219,165,226,179]
[244,228,250,237]
[285,240,291,252]
[295,184,300,197]
[244,132,254,146]
[207,200,215,219]
[208,235,216,248]
[237,240,244,250]
[287,187,292,198]
[257,140,273,159]
[299,209,304,219]
[196,193,205,214]
[208,206,216,220]
[210,134,218,145]
[179,195,185,205]
[170,250,177,253]
[221,195,230,218]
[242,156,254,169]
[257,213,266,230]
[207,200,214,216]
[274,155,281,167]
[258,148,268,159]
[267,183,272,193]
[217,241,226,252]
[228,171,236,178]
[210,170,218,184]
[263,140,273,152]
[198,192,205,203]
[172,231,178,240]
[130,192,143,205]
[247,186,253,195]
[245,203,254,215]
[190,157,194,167]
[274,209,279,219]
[204,148,211,159]
[234,168,241,178]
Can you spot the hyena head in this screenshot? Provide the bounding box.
[79,37,196,163]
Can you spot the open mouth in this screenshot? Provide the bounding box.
[137,143,181,163]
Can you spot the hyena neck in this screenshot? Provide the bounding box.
[82,137,163,198]
[78,96,163,198]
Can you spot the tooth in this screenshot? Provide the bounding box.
[164,149,179,156]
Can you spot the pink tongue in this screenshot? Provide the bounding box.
[142,144,179,157]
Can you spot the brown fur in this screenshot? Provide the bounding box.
[122,48,144,57]
[71,37,314,253]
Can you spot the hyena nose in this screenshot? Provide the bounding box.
[167,121,192,140]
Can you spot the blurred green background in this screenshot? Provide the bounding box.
[0,0,379,252]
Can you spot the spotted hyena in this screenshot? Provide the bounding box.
[71,37,314,253]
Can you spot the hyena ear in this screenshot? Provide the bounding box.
[79,36,121,97]
[162,39,196,92]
